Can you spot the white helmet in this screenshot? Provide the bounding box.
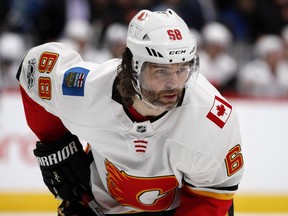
[126,9,198,74]
[201,22,232,48]
[254,34,283,58]
[0,32,25,61]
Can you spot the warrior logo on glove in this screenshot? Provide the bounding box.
[36,141,79,166]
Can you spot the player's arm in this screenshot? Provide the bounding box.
[175,142,243,216]
[173,94,244,216]
[174,115,244,216]
[16,42,93,202]
[175,182,236,216]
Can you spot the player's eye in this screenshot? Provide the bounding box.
[154,69,169,77]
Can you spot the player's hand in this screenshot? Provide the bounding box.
[33,132,92,201]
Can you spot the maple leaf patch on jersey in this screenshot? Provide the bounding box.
[206,95,232,128]
[62,67,90,96]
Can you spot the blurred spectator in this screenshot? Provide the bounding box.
[0,0,42,34]
[182,0,218,30]
[0,0,10,32]
[237,34,288,97]
[248,0,288,41]
[189,28,203,49]
[89,0,113,46]
[153,0,218,31]
[198,22,238,94]
[66,0,92,22]
[109,0,138,24]
[60,19,110,63]
[0,32,25,91]
[103,23,128,59]
[30,0,66,44]
[153,0,182,11]
[1,0,288,99]
[135,0,158,10]
[217,0,256,42]
[215,0,257,68]
[281,25,288,61]
[90,0,112,24]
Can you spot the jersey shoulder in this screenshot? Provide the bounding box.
[175,74,240,156]
[17,42,83,92]
[61,58,120,97]
[186,73,235,128]
[170,75,243,184]
[17,42,119,121]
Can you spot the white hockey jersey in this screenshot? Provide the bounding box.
[17,42,244,214]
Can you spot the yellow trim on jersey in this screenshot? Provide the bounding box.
[186,186,235,200]
[0,193,288,212]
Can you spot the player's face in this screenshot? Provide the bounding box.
[139,62,190,110]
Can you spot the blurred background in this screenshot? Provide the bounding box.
[0,0,288,215]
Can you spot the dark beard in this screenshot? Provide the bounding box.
[141,88,184,110]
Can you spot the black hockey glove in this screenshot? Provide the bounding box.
[58,200,98,216]
[33,132,92,201]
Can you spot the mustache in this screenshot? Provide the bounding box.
[141,88,181,95]
[159,89,182,95]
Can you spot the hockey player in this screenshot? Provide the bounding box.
[17,9,244,216]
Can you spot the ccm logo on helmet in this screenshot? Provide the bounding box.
[169,49,187,55]
[36,141,79,166]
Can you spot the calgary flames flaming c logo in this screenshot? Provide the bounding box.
[105,159,178,212]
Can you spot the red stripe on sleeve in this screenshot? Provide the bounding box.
[175,186,233,216]
[20,86,68,143]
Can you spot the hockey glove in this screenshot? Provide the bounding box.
[33,132,92,201]
[58,200,97,216]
